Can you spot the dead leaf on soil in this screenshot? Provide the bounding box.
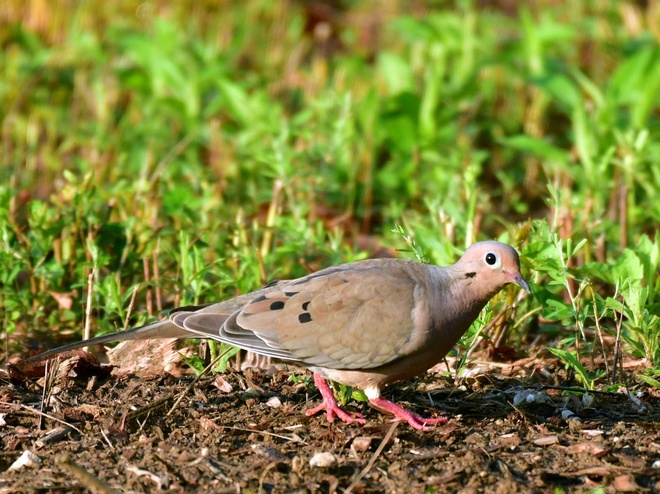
[76,404,102,418]
[212,375,234,393]
[48,291,75,310]
[562,466,621,477]
[613,474,647,492]
[498,433,522,447]
[565,442,608,457]
[109,338,181,378]
[10,350,105,380]
[533,435,559,446]
[199,417,220,430]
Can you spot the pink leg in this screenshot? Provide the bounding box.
[305,374,366,425]
[369,396,448,431]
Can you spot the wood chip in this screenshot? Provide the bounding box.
[566,442,608,457]
[212,375,234,393]
[8,450,41,471]
[533,435,559,446]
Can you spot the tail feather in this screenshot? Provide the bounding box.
[16,319,187,366]
[15,280,288,367]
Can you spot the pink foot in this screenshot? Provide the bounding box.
[369,396,448,431]
[305,374,366,425]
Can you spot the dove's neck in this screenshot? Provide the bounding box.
[429,265,492,340]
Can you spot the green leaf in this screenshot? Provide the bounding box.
[377,52,414,94]
[499,135,569,166]
[638,374,660,389]
[547,348,594,390]
[213,343,241,373]
[179,354,206,375]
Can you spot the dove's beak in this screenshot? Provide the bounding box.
[507,271,531,293]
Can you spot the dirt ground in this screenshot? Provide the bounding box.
[1,346,659,493]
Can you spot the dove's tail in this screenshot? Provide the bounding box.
[14,281,288,369]
[14,318,192,367]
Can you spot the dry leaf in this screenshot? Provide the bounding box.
[566,442,608,457]
[613,475,645,492]
[534,435,559,446]
[212,375,234,393]
[108,338,181,378]
[48,291,75,310]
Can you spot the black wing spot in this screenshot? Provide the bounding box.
[302,301,310,311]
[298,313,312,323]
[252,295,268,303]
[264,280,280,288]
[465,272,476,279]
[270,301,285,310]
[284,291,299,297]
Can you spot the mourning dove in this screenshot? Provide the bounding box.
[18,241,529,430]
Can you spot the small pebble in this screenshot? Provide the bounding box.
[309,452,337,468]
[561,408,580,421]
[244,387,261,397]
[581,392,594,408]
[351,436,373,454]
[9,450,41,471]
[513,390,547,406]
[512,390,526,406]
[266,396,282,408]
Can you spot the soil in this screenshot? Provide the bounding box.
[1,349,659,493]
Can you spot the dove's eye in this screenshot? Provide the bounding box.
[485,252,500,268]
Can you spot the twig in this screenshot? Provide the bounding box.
[610,300,637,407]
[123,284,140,330]
[258,461,279,494]
[99,426,116,450]
[260,179,283,262]
[83,268,96,345]
[0,401,82,434]
[149,133,196,187]
[143,258,153,318]
[39,359,56,430]
[166,351,227,417]
[536,385,624,397]
[466,305,510,357]
[58,455,122,494]
[612,293,624,383]
[2,300,8,370]
[125,464,169,490]
[121,393,174,427]
[216,425,305,444]
[591,290,610,379]
[344,421,399,494]
[153,242,163,313]
[37,358,72,430]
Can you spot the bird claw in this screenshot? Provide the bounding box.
[305,402,366,425]
[307,373,367,425]
[370,397,448,431]
[389,415,448,431]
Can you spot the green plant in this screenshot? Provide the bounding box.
[1,0,659,395]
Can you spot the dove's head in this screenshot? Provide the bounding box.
[455,241,530,295]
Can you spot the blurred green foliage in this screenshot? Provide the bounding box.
[1,1,659,385]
